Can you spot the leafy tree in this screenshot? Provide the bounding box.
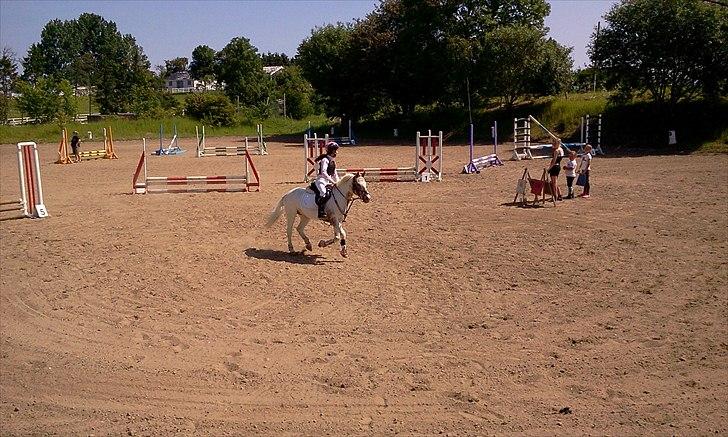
[16,78,76,123]
[1,47,19,122]
[531,38,574,97]
[1,47,19,96]
[590,0,728,106]
[571,67,606,93]
[476,26,549,106]
[296,0,555,119]
[360,0,458,114]
[184,93,236,126]
[22,13,155,114]
[164,57,188,74]
[261,52,291,66]
[296,24,355,118]
[190,45,216,86]
[271,65,314,118]
[215,37,270,106]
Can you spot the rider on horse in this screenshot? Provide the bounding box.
[312,141,340,218]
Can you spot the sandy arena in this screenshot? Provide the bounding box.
[1,135,726,435]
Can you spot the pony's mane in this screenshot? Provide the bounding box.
[337,173,356,184]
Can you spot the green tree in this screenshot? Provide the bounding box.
[476,26,551,106]
[184,93,236,126]
[22,13,155,114]
[1,47,19,96]
[297,24,355,118]
[531,38,574,97]
[590,0,728,106]
[16,78,76,123]
[190,45,216,87]
[261,52,291,66]
[296,0,554,119]
[271,65,314,119]
[1,47,19,122]
[215,37,270,106]
[165,57,188,74]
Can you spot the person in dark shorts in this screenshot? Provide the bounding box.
[546,138,564,201]
[70,131,81,163]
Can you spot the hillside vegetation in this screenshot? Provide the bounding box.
[1,93,726,154]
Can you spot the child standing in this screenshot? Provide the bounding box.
[70,130,81,163]
[578,144,593,198]
[563,150,578,199]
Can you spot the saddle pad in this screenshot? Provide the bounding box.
[301,188,317,210]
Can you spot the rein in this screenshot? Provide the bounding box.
[332,179,364,223]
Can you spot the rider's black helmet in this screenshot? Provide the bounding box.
[326,142,340,154]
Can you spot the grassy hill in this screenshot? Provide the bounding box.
[2,93,726,153]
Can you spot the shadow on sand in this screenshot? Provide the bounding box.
[245,247,339,265]
[500,201,550,208]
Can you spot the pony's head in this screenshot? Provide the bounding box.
[352,172,371,203]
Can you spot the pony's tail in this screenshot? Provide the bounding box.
[265,196,285,228]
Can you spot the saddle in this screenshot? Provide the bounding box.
[309,182,332,206]
[309,182,333,219]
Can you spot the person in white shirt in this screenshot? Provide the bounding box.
[578,144,593,198]
[313,142,340,218]
[562,150,578,199]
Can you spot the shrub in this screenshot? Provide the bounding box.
[184,93,236,126]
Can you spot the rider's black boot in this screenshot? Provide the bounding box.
[315,191,326,218]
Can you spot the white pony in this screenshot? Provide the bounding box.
[265,173,371,257]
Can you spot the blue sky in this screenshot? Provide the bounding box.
[0,0,619,70]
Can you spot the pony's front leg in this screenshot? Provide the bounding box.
[296,216,313,251]
[317,219,340,249]
[335,221,348,257]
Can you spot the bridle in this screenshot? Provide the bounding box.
[332,175,369,222]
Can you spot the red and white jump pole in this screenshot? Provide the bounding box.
[1,142,49,218]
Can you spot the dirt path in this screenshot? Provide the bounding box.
[1,136,726,435]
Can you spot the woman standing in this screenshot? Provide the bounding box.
[546,138,564,201]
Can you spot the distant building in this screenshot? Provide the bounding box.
[164,71,218,93]
[263,66,284,76]
[165,71,195,93]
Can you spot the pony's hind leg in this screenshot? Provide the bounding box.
[286,211,296,253]
[296,216,313,251]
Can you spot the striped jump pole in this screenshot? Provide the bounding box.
[335,167,420,182]
[330,131,443,183]
[56,128,72,164]
[134,138,260,194]
[252,123,268,155]
[1,142,49,219]
[197,125,268,157]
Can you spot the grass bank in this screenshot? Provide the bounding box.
[2,93,726,153]
[0,115,329,145]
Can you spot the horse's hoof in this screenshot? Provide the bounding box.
[340,247,348,258]
[305,243,313,251]
[318,240,326,248]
